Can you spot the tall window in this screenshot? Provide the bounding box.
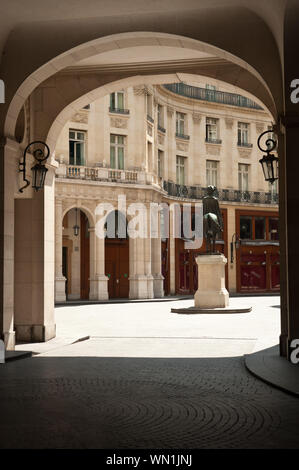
[238,122,249,145]
[157,104,163,128]
[69,130,86,166]
[206,160,218,186]
[110,91,124,110]
[176,112,186,135]
[147,94,153,118]
[176,156,185,185]
[238,163,249,191]
[206,117,219,142]
[110,134,125,169]
[158,150,164,178]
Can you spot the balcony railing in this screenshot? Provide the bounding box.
[205,138,222,144]
[158,124,166,133]
[147,114,154,124]
[175,132,190,140]
[109,107,130,114]
[163,181,279,205]
[237,141,253,148]
[56,164,163,188]
[163,83,263,110]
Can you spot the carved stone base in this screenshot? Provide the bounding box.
[194,254,229,308]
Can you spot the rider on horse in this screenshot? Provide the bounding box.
[203,185,223,253]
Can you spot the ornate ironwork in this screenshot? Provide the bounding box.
[163,180,278,205]
[19,141,50,193]
[257,129,278,184]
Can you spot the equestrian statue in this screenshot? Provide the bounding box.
[203,185,223,254]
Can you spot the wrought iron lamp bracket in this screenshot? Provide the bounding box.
[19,141,50,193]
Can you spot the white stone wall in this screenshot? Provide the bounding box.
[54,82,276,299]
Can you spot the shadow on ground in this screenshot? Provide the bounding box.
[0,354,299,449]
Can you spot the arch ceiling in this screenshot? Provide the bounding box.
[0,2,285,138]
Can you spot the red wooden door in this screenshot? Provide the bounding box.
[105,240,129,298]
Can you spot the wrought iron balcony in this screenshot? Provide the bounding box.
[175,132,190,140]
[158,124,166,133]
[163,180,279,205]
[109,107,130,114]
[205,138,222,144]
[163,83,263,110]
[237,141,253,148]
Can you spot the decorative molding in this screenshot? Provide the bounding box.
[71,111,89,124]
[238,148,252,159]
[192,113,202,124]
[167,106,174,116]
[206,144,221,156]
[176,142,189,152]
[225,118,234,129]
[110,117,128,129]
[256,122,265,134]
[158,134,164,145]
[133,85,149,96]
[147,124,153,136]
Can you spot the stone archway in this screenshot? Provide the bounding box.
[0,15,286,350]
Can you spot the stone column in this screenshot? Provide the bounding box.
[88,227,97,300]
[151,207,164,298]
[55,199,66,302]
[14,158,57,343]
[90,229,108,300]
[280,2,299,360]
[129,208,153,299]
[0,138,19,350]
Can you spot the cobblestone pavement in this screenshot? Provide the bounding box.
[3,296,299,449]
[1,353,299,448]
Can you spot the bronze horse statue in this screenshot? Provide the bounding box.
[203,186,223,254]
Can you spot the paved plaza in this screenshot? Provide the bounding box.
[1,295,299,448]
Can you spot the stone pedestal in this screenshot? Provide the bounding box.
[89,275,109,300]
[55,276,67,302]
[194,254,229,308]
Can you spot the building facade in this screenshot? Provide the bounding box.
[54,81,279,302]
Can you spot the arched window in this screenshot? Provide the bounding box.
[105,210,128,239]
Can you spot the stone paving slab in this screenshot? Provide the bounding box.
[0,354,299,448]
[245,345,299,396]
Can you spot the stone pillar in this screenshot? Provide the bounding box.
[129,207,154,299]
[280,1,299,359]
[88,227,97,300]
[90,228,108,300]
[55,199,66,302]
[0,138,19,350]
[14,158,57,343]
[195,254,229,308]
[151,208,164,298]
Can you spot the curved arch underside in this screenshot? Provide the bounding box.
[0,4,283,139]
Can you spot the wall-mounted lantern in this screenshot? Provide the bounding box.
[19,141,50,193]
[73,208,80,237]
[258,129,279,184]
